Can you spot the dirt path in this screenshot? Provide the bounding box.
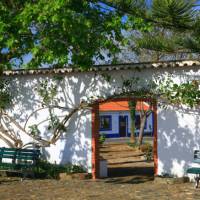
[100,143,154,183]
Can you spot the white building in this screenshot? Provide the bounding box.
[0,60,200,179]
[99,100,153,138]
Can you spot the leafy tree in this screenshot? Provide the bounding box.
[128,0,199,60]
[98,0,200,61]
[111,0,200,62]
[3,0,183,69]
[137,101,152,148]
[0,0,132,69]
[2,0,200,70]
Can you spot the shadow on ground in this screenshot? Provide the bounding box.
[105,166,154,184]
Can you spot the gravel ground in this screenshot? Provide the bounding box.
[0,178,199,200]
[0,142,197,200]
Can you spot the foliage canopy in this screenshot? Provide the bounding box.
[2,0,200,69]
[0,0,128,69]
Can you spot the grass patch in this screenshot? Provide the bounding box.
[127,141,139,149]
[140,143,153,161]
[127,142,153,161]
[99,134,106,145]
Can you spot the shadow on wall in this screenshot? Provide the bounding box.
[158,105,200,177]
[59,110,91,170]
[4,74,99,170]
[6,68,153,142]
[5,66,200,172]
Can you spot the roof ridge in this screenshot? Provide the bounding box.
[2,60,200,76]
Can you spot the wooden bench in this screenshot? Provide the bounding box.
[0,147,40,179]
[187,150,200,188]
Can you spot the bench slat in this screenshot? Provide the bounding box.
[0,151,40,157]
[0,147,40,165]
[187,167,200,174]
[0,155,38,160]
[0,147,40,179]
[0,148,40,153]
[0,163,34,169]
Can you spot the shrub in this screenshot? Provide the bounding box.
[70,165,85,173]
[140,143,153,161]
[34,160,85,179]
[99,134,106,145]
[127,142,139,149]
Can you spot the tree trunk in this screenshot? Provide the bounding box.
[130,118,136,143]
[128,101,136,144]
[138,114,147,148]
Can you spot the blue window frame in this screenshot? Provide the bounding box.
[100,115,112,131]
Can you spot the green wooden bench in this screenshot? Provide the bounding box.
[187,150,200,188]
[0,147,40,179]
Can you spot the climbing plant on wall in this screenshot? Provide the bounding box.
[157,77,200,108]
[0,72,199,148]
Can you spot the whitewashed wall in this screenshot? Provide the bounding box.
[1,64,200,176]
[156,67,200,178]
[157,106,200,177]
